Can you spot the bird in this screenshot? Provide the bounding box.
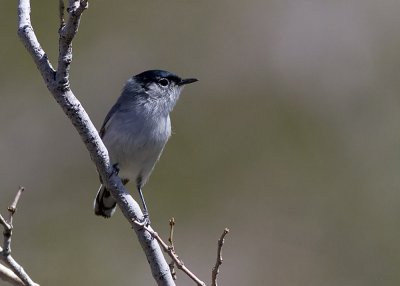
[94,70,198,222]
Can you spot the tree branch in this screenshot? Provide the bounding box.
[0,187,39,286]
[0,263,25,286]
[17,0,55,86]
[16,1,175,285]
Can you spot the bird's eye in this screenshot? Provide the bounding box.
[158,78,169,87]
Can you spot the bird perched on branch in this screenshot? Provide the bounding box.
[94,70,197,223]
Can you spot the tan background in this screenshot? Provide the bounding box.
[1,0,400,285]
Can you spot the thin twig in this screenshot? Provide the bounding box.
[134,220,206,286]
[0,188,39,286]
[7,186,25,226]
[168,218,177,280]
[168,217,175,247]
[211,228,229,286]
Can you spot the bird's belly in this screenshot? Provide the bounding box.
[115,139,166,182]
[102,116,171,184]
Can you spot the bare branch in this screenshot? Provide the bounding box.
[0,188,39,286]
[0,255,38,286]
[17,1,175,285]
[135,220,206,286]
[17,0,55,86]
[211,228,229,286]
[56,0,88,88]
[0,263,25,286]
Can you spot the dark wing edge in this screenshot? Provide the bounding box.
[99,102,121,138]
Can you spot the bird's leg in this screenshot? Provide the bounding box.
[112,163,120,176]
[137,185,151,225]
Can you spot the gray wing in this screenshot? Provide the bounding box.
[98,101,122,184]
[99,101,122,138]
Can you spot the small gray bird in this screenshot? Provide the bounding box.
[94,70,197,220]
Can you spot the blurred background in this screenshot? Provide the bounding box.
[1,0,400,285]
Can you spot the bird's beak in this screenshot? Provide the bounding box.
[178,78,198,86]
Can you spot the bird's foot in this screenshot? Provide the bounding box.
[140,211,151,226]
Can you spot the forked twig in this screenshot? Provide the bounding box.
[136,219,230,286]
[134,220,206,286]
[0,187,39,286]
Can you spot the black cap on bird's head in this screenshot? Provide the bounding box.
[134,70,198,87]
[122,69,197,113]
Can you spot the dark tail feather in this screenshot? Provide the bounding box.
[94,185,117,218]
